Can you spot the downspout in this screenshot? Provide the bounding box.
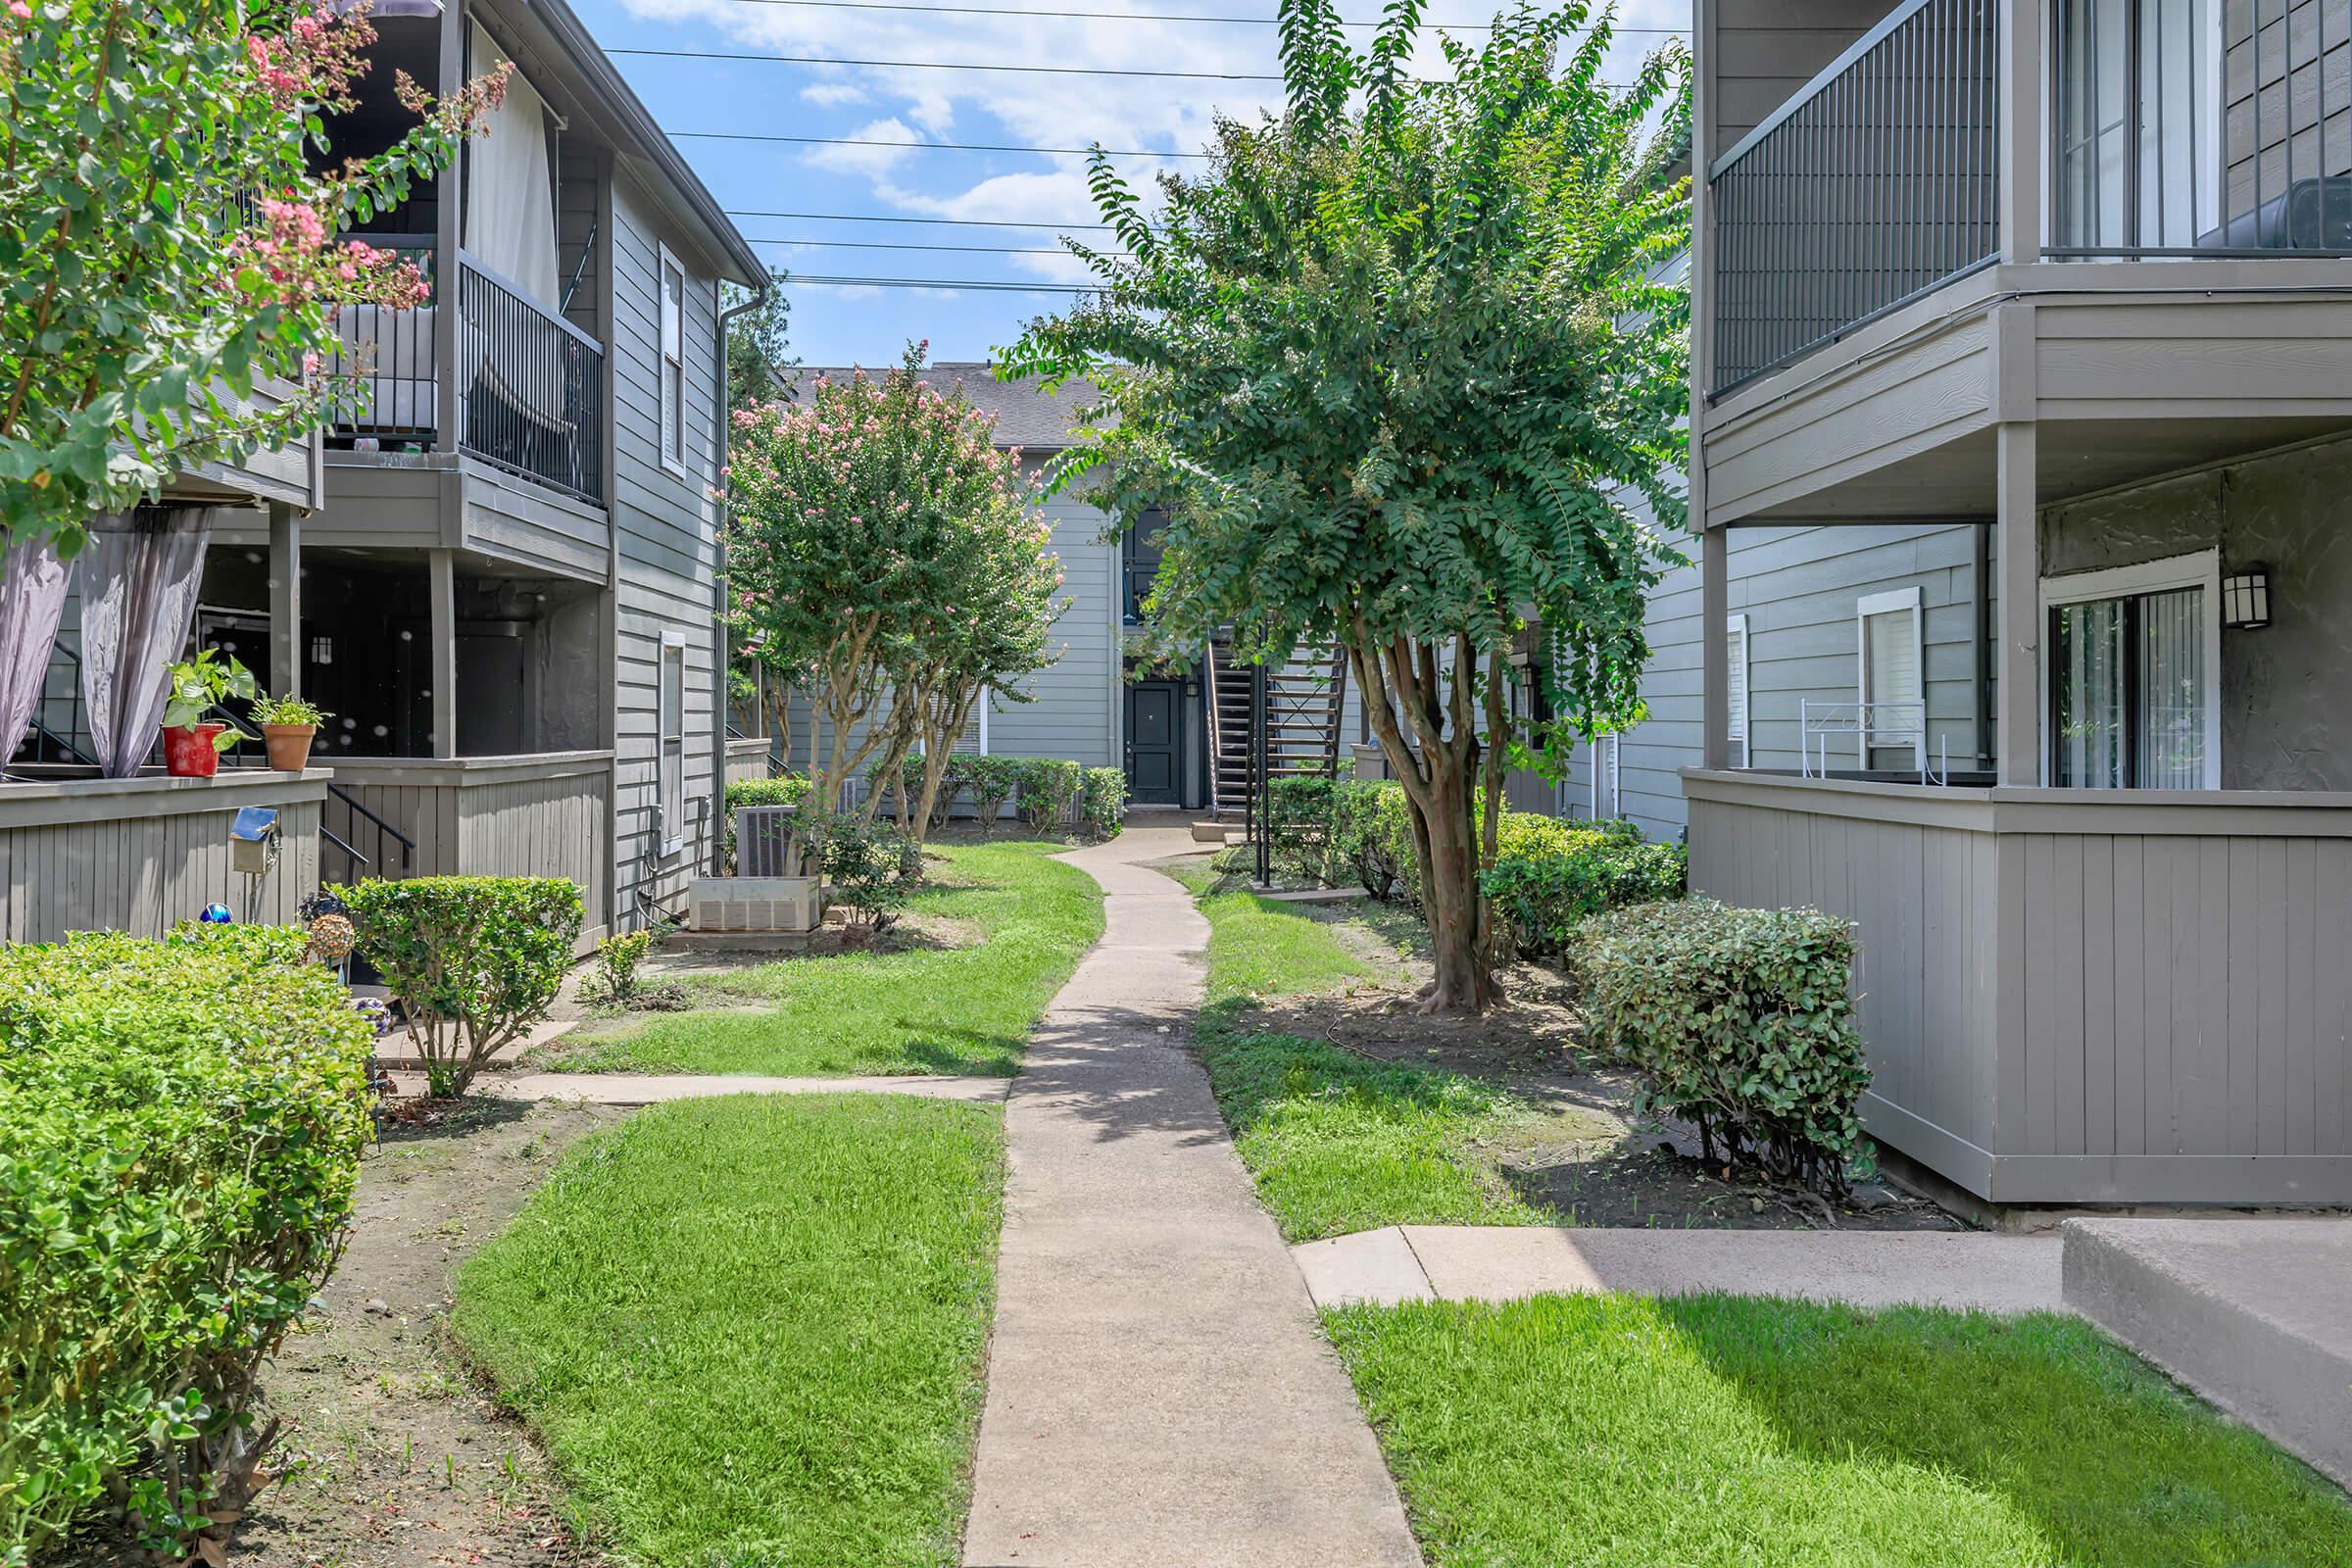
[711,283,767,875]
[1973,520,1993,768]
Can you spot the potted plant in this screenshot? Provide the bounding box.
[251,692,331,772]
[160,649,256,778]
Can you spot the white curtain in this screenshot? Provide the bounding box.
[78,508,213,778]
[466,22,560,307]
[0,537,70,771]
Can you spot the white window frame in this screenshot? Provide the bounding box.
[1588,732,1621,821]
[1855,585,1926,768]
[2036,548,2222,790]
[658,245,688,478]
[658,630,687,856]
[1725,612,1751,769]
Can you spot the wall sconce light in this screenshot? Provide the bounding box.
[2222,564,2272,629]
[310,635,335,665]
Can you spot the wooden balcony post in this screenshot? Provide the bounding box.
[268,502,301,699]
[1997,0,2044,264]
[1701,525,1731,772]
[429,547,458,760]
[1995,420,2039,785]
[432,4,464,455]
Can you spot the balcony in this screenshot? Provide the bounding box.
[1708,0,2352,401]
[331,240,606,506]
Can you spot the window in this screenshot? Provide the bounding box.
[1725,613,1750,768]
[659,632,686,853]
[2053,0,2223,251]
[2040,551,2220,789]
[659,248,687,475]
[1588,732,1621,821]
[1856,587,1925,770]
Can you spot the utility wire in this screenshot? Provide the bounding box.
[673,127,1214,158]
[726,207,1120,229]
[748,235,1125,255]
[612,45,1638,85]
[700,0,1688,28]
[785,273,1107,291]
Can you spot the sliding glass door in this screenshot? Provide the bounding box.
[2046,576,2214,789]
[2052,0,2223,251]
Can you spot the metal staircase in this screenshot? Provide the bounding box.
[1204,635,1348,826]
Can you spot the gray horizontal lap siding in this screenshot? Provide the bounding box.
[1565,515,1993,843]
[986,480,1118,767]
[610,170,722,925]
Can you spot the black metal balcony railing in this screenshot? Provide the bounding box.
[329,240,606,505]
[456,255,606,505]
[1708,0,1999,395]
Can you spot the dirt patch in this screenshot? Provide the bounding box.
[1237,891,1966,1234]
[50,1098,627,1567]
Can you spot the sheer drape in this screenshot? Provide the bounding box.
[79,508,212,777]
[0,537,71,771]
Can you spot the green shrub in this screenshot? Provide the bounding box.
[1266,773,1345,883]
[1012,757,1082,830]
[345,876,583,1097]
[0,928,372,1561]
[723,773,813,869]
[1577,899,1870,1194]
[1078,765,1127,841]
[965,754,1021,832]
[815,814,912,931]
[592,927,658,1002]
[1481,838,1688,956]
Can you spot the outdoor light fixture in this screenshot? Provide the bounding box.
[2222,564,2273,629]
[311,635,335,665]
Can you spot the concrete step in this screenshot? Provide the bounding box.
[2061,1217,2352,1490]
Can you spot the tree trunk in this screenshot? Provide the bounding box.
[907,677,977,848]
[1344,626,1500,1014]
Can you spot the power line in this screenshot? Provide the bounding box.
[697,0,1689,30]
[749,234,1124,255]
[612,45,1637,85]
[673,127,1214,159]
[726,207,1120,229]
[784,273,1106,291]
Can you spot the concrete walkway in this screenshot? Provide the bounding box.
[961,828,1420,1568]
[1296,1224,2064,1315]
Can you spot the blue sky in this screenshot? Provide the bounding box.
[570,0,1692,368]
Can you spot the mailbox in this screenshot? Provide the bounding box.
[229,806,280,877]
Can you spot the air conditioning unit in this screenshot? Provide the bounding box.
[689,875,818,933]
[736,806,814,878]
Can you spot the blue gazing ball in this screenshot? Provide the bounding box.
[199,903,234,924]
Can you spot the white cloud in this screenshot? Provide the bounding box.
[801,116,927,177]
[800,80,872,108]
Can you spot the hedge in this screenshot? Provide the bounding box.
[0,926,373,1560]
[345,876,583,1097]
[1013,757,1082,830]
[1482,838,1688,956]
[1577,899,1871,1195]
[1077,766,1127,842]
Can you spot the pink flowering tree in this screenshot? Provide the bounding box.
[0,0,509,553]
[723,343,1064,841]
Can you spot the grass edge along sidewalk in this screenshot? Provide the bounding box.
[551,841,1103,1078]
[453,1093,1004,1568]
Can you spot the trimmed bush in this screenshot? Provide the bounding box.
[1013,757,1081,830]
[815,813,912,931]
[592,927,658,1003]
[1577,899,1870,1194]
[965,754,1021,831]
[0,927,372,1560]
[1078,765,1127,841]
[1482,837,1688,956]
[345,876,583,1097]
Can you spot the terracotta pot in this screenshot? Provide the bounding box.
[162,723,226,778]
[262,723,317,772]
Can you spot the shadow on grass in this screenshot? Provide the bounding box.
[1652,1295,2352,1565]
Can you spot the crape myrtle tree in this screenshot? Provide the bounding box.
[1003,0,1690,1012]
[722,344,1063,841]
[0,0,509,552]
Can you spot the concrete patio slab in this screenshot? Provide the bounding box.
[2063,1217,2352,1489]
[1296,1224,2065,1315]
[383,1070,1012,1104]
[960,827,1420,1568]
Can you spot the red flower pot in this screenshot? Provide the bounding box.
[162,723,226,778]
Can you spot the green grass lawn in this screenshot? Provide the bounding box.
[1325,1293,2352,1568]
[1178,869,1549,1241]
[552,841,1102,1076]
[453,1094,1003,1568]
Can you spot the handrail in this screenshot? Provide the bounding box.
[327,781,416,857]
[321,824,368,871]
[457,249,606,353]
